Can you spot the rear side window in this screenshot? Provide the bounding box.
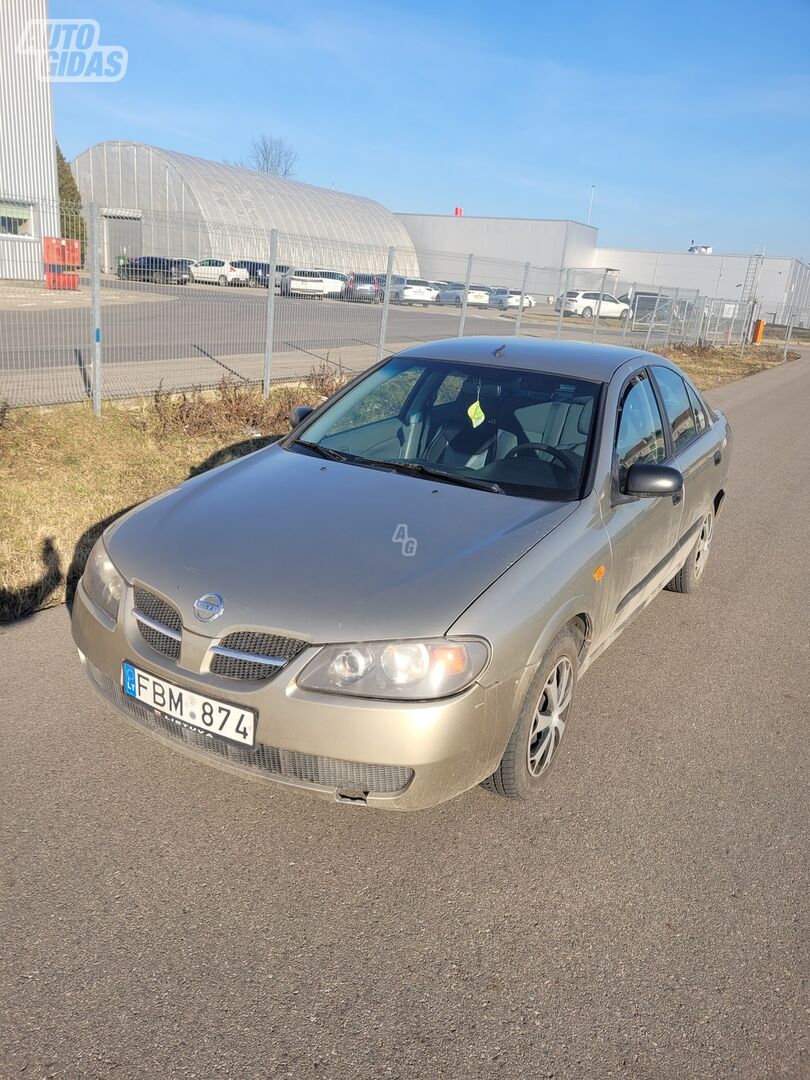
[685,381,709,434]
[652,366,698,451]
[615,374,666,485]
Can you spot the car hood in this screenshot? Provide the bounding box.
[106,445,575,643]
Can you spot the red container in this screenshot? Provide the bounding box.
[43,236,81,290]
[751,318,766,344]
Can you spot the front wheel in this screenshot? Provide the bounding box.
[482,626,579,799]
[666,507,714,594]
[218,275,228,286]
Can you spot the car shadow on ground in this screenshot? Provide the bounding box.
[0,435,278,627]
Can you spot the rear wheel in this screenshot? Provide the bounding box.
[581,307,593,319]
[482,626,579,800]
[218,275,227,286]
[666,507,714,594]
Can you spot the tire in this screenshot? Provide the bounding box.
[482,625,579,800]
[581,307,593,319]
[666,507,714,594]
[248,278,257,288]
[218,275,228,286]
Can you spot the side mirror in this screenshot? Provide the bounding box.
[625,462,683,497]
[290,405,314,430]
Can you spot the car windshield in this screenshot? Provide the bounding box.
[292,355,600,501]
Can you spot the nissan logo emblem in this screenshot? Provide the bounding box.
[193,592,225,623]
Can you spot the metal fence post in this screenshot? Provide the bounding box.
[262,229,279,397]
[591,270,608,342]
[689,293,702,345]
[663,287,680,347]
[457,253,474,337]
[87,202,102,415]
[376,246,396,364]
[620,282,636,342]
[556,269,571,340]
[514,261,530,336]
[782,312,795,360]
[643,288,663,351]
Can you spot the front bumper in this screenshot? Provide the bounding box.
[72,581,514,811]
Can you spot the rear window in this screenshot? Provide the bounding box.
[353,273,375,284]
[566,291,580,298]
[406,279,430,286]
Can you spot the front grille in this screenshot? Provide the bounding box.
[84,661,413,795]
[133,586,181,661]
[209,630,307,681]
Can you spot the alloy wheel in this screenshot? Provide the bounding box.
[526,657,573,777]
[694,510,714,580]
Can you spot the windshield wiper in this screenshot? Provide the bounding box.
[294,439,350,463]
[386,460,505,494]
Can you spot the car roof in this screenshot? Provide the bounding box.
[394,336,656,382]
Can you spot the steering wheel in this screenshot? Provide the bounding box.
[504,442,573,470]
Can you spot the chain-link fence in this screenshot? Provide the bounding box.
[0,195,803,410]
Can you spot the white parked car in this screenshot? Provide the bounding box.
[437,283,490,307]
[190,258,250,286]
[389,277,439,305]
[280,269,326,298]
[554,290,630,320]
[314,269,349,297]
[490,288,536,310]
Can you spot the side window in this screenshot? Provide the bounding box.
[615,374,666,486]
[652,366,697,451]
[685,382,708,434]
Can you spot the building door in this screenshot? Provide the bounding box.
[102,213,143,272]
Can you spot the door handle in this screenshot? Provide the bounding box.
[714,449,722,465]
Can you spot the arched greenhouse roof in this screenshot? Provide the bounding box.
[71,141,419,272]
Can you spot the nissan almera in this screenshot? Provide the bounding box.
[72,338,731,810]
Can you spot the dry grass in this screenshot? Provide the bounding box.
[662,343,799,391]
[0,345,799,623]
[0,367,347,624]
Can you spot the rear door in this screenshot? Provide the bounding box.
[600,369,684,631]
[650,365,720,543]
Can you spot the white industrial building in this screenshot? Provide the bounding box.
[395,213,598,277]
[594,246,810,326]
[0,0,60,281]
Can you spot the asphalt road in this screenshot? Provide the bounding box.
[0,278,655,371]
[1,356,808,1079]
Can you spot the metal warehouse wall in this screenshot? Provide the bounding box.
[395,214,598,275]
[596,247,810,324]
[0,0,59,281]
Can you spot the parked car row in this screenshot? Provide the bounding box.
[115,256,542,310]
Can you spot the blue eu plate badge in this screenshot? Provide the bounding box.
[123,661,137,697]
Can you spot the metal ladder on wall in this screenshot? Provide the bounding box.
[738,253,764,343]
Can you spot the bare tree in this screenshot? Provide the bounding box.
[245,134,297,178]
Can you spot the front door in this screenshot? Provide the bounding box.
[601,370,684,633]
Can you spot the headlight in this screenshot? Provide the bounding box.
[82,537,124,621]
[297,638,489,700]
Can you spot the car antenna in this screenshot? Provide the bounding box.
[493,344,506,358]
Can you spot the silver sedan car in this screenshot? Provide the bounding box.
[72,338,731,810]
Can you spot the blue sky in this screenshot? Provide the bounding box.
[49,0,810,256]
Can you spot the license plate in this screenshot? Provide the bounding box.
[122,661,256,747]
